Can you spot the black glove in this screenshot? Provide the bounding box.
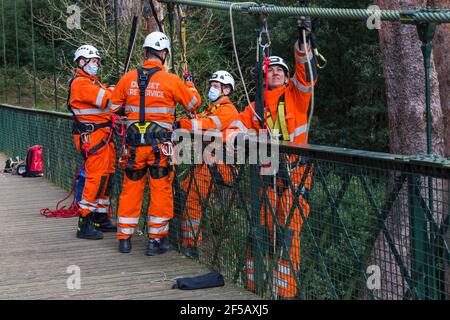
[183,70,193,83]
[174,120,181,129]
[297,15,312,44]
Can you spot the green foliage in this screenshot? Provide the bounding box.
[171,0,389,152]
[1,0,388,150]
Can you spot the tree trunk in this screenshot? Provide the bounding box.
[369,0,447,300]
[112,0,142,23]
[430,0,450,300]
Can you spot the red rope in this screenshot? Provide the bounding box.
[40,167,81,218]
[40,116,125,219]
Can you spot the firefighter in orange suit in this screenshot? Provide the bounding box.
[69,45,117,240]
[176,71,239,257]
[227,18,317,299]
[109,31,201,255]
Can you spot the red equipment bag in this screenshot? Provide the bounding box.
[23,145,44,177]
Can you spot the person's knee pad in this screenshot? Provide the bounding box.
[149,166,169,179]
[125,167,148,181]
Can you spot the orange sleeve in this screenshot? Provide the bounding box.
[74,78,112,110]
[180,104,239,132]
[169,76,202,113]
[108,73,128,113]
[290,40,318,114]
[227,103,257,133]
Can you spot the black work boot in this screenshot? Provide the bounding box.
[180,246,194,257]
[146,238,161,256]
[159,236,172,254]
[119,238,132,253]
[93,212,117,232]
[76,214,103,240]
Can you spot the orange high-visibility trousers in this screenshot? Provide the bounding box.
[180,163,235,248]
[116,145,174,240]
[246,165,311,299]
[73,128,116,217]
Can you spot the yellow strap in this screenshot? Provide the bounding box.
[266,101,289,141]
[133,122,151,134]
[277,101,290,141]
[200,104,219,117]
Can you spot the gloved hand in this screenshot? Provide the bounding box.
[297,15,312,43]
[183,70,193,83]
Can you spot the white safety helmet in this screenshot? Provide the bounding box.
[73,45,101,62]
[143,31,171,52]
[209,70,235,90]
[267,56,289,77]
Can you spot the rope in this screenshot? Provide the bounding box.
[40,166,81,218]
[40,115,125,218]
[229,2,258,117]
[158,0,450,24]
[304,30,315,139]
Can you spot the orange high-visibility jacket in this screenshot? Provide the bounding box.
[179,96,238,132]
[228,41,317,143]
[109,60,201,129]
[69,68,113,123]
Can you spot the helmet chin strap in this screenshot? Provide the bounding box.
[78,58,91,73]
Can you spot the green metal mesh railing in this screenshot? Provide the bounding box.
[1,104,448,300]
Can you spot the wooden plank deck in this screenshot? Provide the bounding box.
[0,153,258,300]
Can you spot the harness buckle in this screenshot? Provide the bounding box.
[85,123,95,133]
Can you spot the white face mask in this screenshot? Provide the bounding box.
[208,86,221,102]
[85,62,99,76]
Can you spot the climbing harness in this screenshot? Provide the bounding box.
[124,66,174,170]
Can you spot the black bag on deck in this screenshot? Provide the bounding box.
[172,271,225,290]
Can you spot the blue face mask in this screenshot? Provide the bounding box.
[85,62,99,76]
[208,87,221,102]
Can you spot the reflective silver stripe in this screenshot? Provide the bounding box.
[95,89,106,107]
[153,121,173,130]
[72,108,109,115]
[186,96,198,111]
[183,231,195,238]
[248,274,254,281]
[229,120,248,133]
[247,261,254,269]
[79,199,97,210]
[125,105,175,114]
[210,115,222,130]
[149,216,170,224]
[182,219,201,228]
[289,124,308,141]
[278,265,291,276]
[189,87,197,91]
[95,208,108,213]
[118,217,140,224]
[295,52,314,64]
[149,224,169,235]
[117,227,135,235]
[191,119,199,131]
[98,199,110,205]
[277,278,288,288]
[109,102,122,111]
[294,40,312,56]
[293,76,312,93]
